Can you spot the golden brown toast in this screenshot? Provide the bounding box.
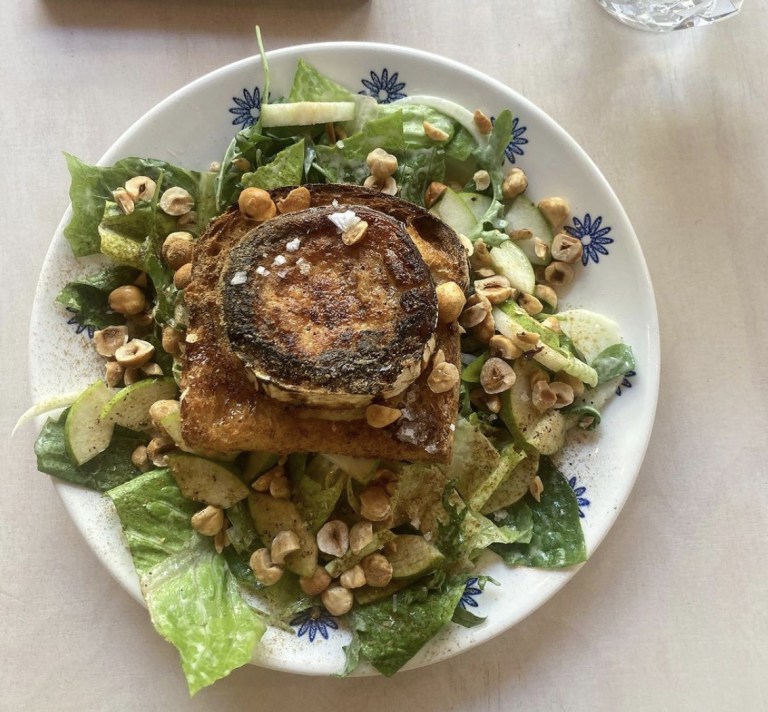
[181,184,469,463]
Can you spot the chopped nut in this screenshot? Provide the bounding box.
[458,233,474,256]
[177,211,197,228]
[149,399,179,431]
[375,469,399,497]
[544,261,574,287]
[530,475,544,502]
[579,416,595,430]
[549,381,575,409]
[127,310,154,331]
[105,361,125,388]
[239,187,276,221]
[432,349,446,367]
[541,315,562,334]
[531,380,557,412]
[133,273,148,289]
[299,567,332,596]
[502,168,528,200]
[174,263,193,290]
[475,267,496,279]
[515,329,541,346]
[538,197,570,228]
[534,237,549,261]
[141,362,163,377]
[365,405,402,429]
[366,148,398,179]
[425,181,447,208]
[108,285,145,316]
[473,312,495,344]
[423,120,449,142]
[317,520,350,558]
[529,369,550,388]
[162,325,183,355]
[276,186,311,214]
[125,176,157,203]
[146,436,176,467]
[321,585,354,615]
[214,529,228,554]
[436,281,466,323]
[363,174,397,195]
[428,362,460,394]
[350,521,374,554]
[113,187,135,215]
[342,220,369,246]
[159,187,194,216]
[123,368,143,386]
[471,388,502,413]
[473,109,493,135]
[231,156,251,172]
[480,357,516,394]
[517,293,543,316]
[460,302,490,329]
[162,231,195,270]
[252,465,283,493]
[191,505,224,536]
[114,338,155,368]
[269,475,291,500]
[475,275,515,305]
[131,444,150,471]
[93,325,129,358]
[534,284,558,310]
[509,228,533,242]
[325,122,337,144]
[271,530,301,564]
[361,553,393,588]
[340,565,367,590]
[489,334,522,360]
[473,170,491,192]
[551,233,583,264]
[556,371,584,397]
[250,548,283,586]
[470,239,492,270]
[209,161,222,173]
[359,486,391,522]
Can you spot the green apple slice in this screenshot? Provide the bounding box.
[430,187,477,237]
[459,192,493,222]
[504,195,554,266]
[64,381,115,466]
[489,240,535,295]
[168,453,249,509]
[260,101,356,127]
[99,378,178,430]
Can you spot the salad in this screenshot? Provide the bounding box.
[27,33,635,694]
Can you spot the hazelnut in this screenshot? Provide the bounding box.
[359,486,391,522]
[473,170,491,192]
[299,567,332,596]
[423,121,449,142]
[502,168,528,200]
[93,325,128,358]
[276,186,311,214]
[530,369,550,388]
[530,475,544,502]
[269,476,291,500]
[146,436,176,467]
[475,275,515,306]
[149,399,179,431]
[128,309,154,330]
[425,181,447,208]
[517,293,544,316]
[473,312,496,344]
[349,521,374,554]
[177,211,197,228]
[159,187,195,216]
[534,237,549,261]
[541,316,563,334]
[105,361,125,387]
[317,520,350,558]
[458,234,474,256]
[231,157,251,172]
[470,388,502,413]
[436,281,466,323]
[509,228,533,242]
[162,232,195,270]
[174,263,193,290]
[538,197,570,229]
[470,239,492,270]
[489,334,522,360]
[162,325,183,354]
[556,371,584,397]
[125,176,156,203]
[123,368,143,386]
[108,285,145,316]
[544,261,574,287]
[534,284,558,310]
[252,465,283,493]
[342,220,369,246]
[340,565,367,590]
[191,505,224,536]
[531,380,557,412]
[366,148,398,180]
[133,273,148,289]
[473,109,493,135]
[363,175,397,195]
[239,187,277,221]
[112,187,135,215]
[361,553,393,588]
[114,338,155,368]
[141,362,163,377]
[131,444,150,472]
[250,548,283,586]
[549,381,575,409]
[515,329,541,346]
[428,362,460,394]
[320,585,354,616]
[214,529,229,554]
[480,357,516,394]
[271,530,301,565]
[460,302,490,329]
[551,233,584,264]
[365,405,402,429]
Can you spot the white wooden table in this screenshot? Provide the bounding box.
[3,1,767,709]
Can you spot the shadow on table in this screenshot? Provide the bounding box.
[40,0,373,37]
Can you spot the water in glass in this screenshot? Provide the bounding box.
[595,0,744,32]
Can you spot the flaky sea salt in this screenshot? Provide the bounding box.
[492,509,509,522]
[449,423,456,431]
[285,238,301,252]
[328,210,361,233]
[273,254,287,266]
[255,266,270,276]
[296,257,310,275]
[230,271,247,285]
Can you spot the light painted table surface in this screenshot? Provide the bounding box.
[2,1,767,710]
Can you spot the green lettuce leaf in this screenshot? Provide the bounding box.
[349,577,468,676]
[592,343,636,385]
[475,109,513,201]
[241,139,305,191]
[491,458,587,567]
[63,154,217,257]
[226,500,262,555]
[377,104,455,147]
[108,470,266,695]
[55,264,139,332]
[445,125,477,161]
[487,500,534,544]
[399,146,446,206]
[34,408,147,491]
[287,59,354,102]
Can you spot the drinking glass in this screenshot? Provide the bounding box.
[595,0,744,32]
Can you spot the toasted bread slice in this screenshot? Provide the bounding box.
[181,184,468,463]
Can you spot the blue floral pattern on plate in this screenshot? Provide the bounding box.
[568,477,591,519]
[458,577,483,609]
[616,370,636,396]
[491,115,529,164]
[290,607,339,642]
[229,86,262,128]
[564,214,614,266]
[65,308,95,338]
[359,69,406,104]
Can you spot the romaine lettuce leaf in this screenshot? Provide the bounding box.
[241,139,306,191]
[287,59,354,103]
[445,125,477,161]
[491,458,587,568]
[592,343,635,385]
[55,264,140,332]
[34,408,147,491]
[399,146,445,206]
[377,104,455,147]
[64,154,217,257]
[226,500,262,555]
[474,109,513,201]
[108,470,266,694]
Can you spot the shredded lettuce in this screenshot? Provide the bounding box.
[241,139,306,191]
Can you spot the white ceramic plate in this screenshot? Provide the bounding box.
[29,42,660,677]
